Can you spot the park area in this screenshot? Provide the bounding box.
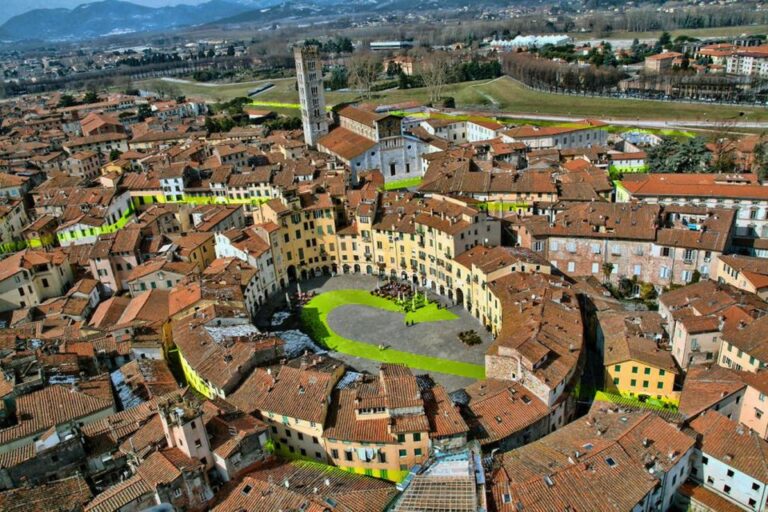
[138,74,768,123]
[275,275,490,388]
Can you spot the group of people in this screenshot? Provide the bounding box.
[292,290,316,306]
[371,281,415,301]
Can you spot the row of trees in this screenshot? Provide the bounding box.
[502,52,625,94]
[303,37,354,55]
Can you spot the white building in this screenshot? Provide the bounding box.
[318,105,425,184]
[690,411,768,511]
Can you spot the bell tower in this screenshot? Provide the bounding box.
[294,44,329,147]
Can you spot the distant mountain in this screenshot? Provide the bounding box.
[0,0,253,42]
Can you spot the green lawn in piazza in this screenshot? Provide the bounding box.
[300,289,486,380]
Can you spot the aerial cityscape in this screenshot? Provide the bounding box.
[2,0,768,511]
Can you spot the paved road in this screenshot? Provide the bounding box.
[451,107,768,131]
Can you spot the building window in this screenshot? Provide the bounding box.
[413,433,421,442]
[345,450,353,462]
[644,368,651,375]
[702,456,709,465]
[723,484,731,494]
[397,434,405,442]
[399,449,407,457]
[614,365,621,372]
[727,469,734,477]
[753,483,760,491]
[414,448,422,456]
[630,379,637,387]
[631,366,638,374]
[332,449,339,459]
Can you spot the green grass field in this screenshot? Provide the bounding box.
[381,177,423,191]
[141,72,768,123]
[300,289,485,379]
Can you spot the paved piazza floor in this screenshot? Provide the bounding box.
[284,274,493,392]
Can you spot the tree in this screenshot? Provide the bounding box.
[327,66,348,90]
[136,104,152,122]
[754,140,768,180]
[646,136,710,173]
[58,94,77,108]
[417,50,451,104]
[151,80,181,99]
[227,45,235,57]
[83,90,100,104]
[347,53,381,100]
[602,262,614,284]
[109,149,121,161]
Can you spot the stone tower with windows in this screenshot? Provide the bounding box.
[294,44,328,147]
[159,397,213,470]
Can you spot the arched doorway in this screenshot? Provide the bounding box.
[343,264,351,273]
[412,274,418,284]
[300,268,308,280]
[390,269,397,279]
[439,285,445,296]
[366,265,373,275]
[401,271,408,281]
[322,265,330,275]
[287,265,297,281]
[455,288,464,307]
[353,264,361,273]
[447,289,453,300]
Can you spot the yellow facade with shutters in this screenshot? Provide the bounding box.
[604,359,678,404]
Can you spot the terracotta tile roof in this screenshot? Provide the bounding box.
[599,310,677,373]
[501,119,606,139]
[679,365,748,419]
[212,460,396,512]
[339,106,388,128]
[463,379,548,446]
[492,406,693,511]
[89,296,131,329]
[84,473,153,512]
[422,383,468,439]
[116,289,170,327]
[0,381,115,445]
[172,306,283,392]
[677,482,743,512]
[487,273,583,393]
[723,314,768,363]
[691,410,768,483]
[117,359,179,400]
[247,362,341,424]
[205,409,268,459]
[0,475,92,512]
[317,127,377,161]
[453,245,549,274]
[126,258,196,282]
[620,173,768,200]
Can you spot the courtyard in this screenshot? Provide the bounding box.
[270,275,493,391]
